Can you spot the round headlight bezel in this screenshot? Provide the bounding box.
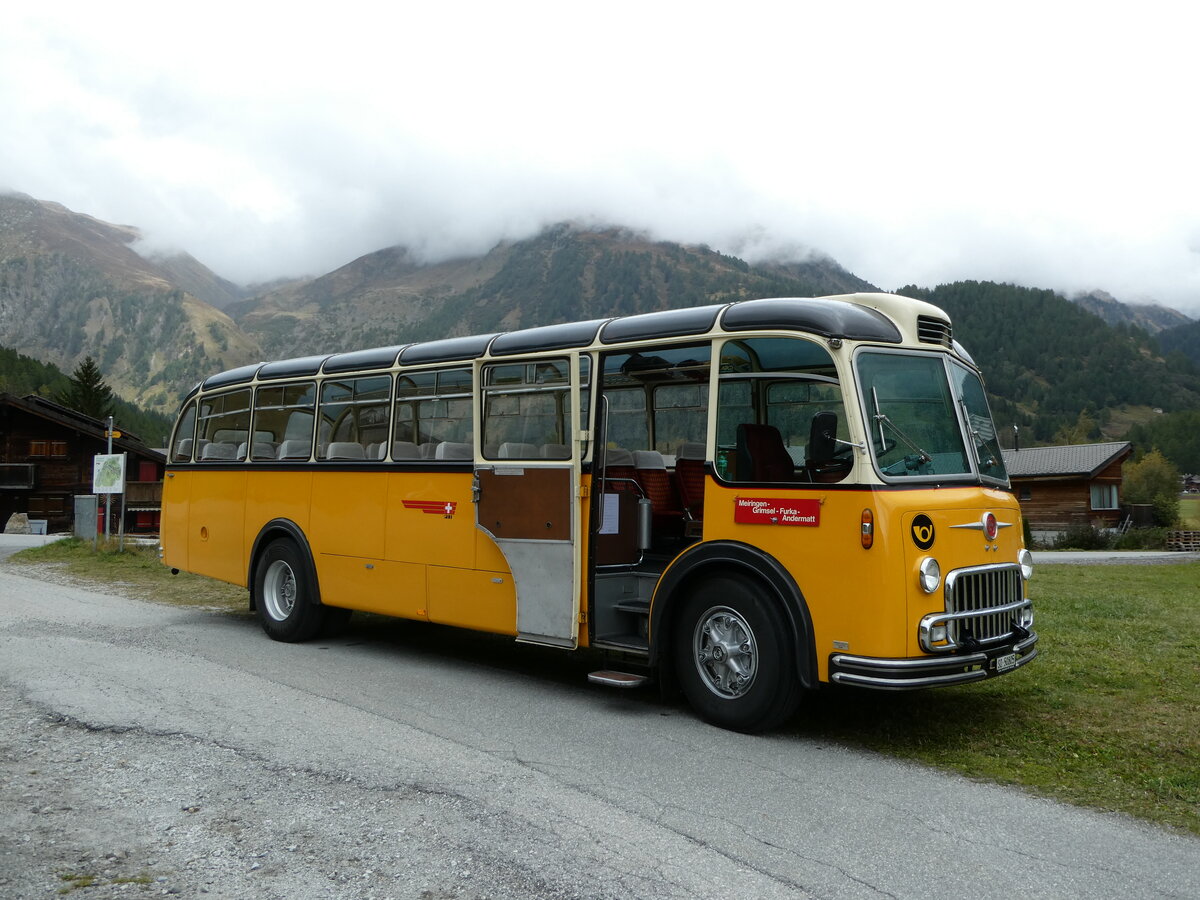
[918,556,942,594]
[1018,547,1034,580]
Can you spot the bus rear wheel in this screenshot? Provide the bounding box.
[673,575,801,732]
[254,538,328,642]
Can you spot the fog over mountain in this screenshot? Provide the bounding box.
[3,5,1200,317]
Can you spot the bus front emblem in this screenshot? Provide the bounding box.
[911,514,935,550]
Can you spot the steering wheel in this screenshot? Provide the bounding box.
[882,453,930,476]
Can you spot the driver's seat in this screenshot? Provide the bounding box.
[736,424,796,482]
[805,411,852,483]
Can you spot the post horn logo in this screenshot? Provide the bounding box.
[911,514,935,550]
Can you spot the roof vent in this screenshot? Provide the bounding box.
[917,315,952,347]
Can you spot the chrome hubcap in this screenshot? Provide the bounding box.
[263,559,297,621]
[693,606,757,699]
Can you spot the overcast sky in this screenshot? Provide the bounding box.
[3,2,1199,316]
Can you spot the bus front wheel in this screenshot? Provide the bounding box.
[673,575,801,732]
[254,539,328,642]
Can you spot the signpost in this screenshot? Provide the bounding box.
[92,448,126,548]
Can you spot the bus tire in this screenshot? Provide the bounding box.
[253,538,327,642]
[673,575,801,732]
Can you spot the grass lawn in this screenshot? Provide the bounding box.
[9,537,248,611]
[790,562,1200,836]
[9,540,1200,836]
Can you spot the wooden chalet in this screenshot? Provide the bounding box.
[1001,441,1133,534]
[0,393,165,534]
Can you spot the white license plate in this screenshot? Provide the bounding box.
[995,652,1019,672]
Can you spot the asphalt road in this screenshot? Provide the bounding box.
[1,550,1198,899]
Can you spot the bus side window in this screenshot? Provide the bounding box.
[170,401,198,462]
[599,343,710,457]
[196,389,251,462]
[715,337,849,483]
[317,375,390,461]
[481,359,589,461]
[392,367,473,461]
[252,383,315,460]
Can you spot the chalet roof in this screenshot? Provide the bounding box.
[1001,441,1131,479]
[0,392,164,462]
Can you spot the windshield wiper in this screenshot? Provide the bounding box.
[871,387,932,462]
[961,403,998,470]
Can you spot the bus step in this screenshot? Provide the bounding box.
[613,598,650,615]
[588,670,649,689]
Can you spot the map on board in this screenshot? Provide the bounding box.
[93,454,126,494]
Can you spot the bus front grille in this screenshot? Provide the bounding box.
[920,564,1030,652]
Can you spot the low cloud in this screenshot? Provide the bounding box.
[3,5,1198,317]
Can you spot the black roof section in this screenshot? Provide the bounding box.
[257,354,330,381]
[599,304,724,344]
[721,298,903,343]
[323,345,408,374]
[489,319,609,356]
[203,363,263,390]
[399,333,500,365]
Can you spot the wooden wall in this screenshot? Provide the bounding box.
[1014,475,1123,531]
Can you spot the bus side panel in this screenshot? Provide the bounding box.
[187,471,248,587]
[244,469,314,552]
[309,471,386,559]
[385,471,479,569]
[427,566,516,635]
[160,470,190,573]
[316,555,427,618]
[701,482,901,680]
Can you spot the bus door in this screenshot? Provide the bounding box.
[474,356,586,648]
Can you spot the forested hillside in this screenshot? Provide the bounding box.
[1126,411,1200,473]
[0,345,173,445]
[901,281,1200,444]
[1157,320,1200,368]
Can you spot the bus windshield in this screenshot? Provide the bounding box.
[856,350,985,481]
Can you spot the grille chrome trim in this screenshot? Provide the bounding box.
[919,563,1030,652]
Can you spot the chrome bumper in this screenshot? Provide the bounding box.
[828,632,1038,690]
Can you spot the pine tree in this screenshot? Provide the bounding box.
[55,356,115,421]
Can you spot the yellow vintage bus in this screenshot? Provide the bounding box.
[161,293,1036,731]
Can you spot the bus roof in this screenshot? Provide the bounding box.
[198,292,942,393]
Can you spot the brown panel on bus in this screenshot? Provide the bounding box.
[477,467,571,541]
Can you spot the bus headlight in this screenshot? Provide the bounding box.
[1018,548,1034,580]
[918,557,941,594]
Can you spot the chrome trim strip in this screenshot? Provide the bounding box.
[831,650,988,670]
[829,634,1038,690]
[831,669,989,689]
[944,561,1021,583]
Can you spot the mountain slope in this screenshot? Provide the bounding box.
[231,224,877,358]
[0,192,260,411]
[904,281,1200,442]
[1070,290,1192,334]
